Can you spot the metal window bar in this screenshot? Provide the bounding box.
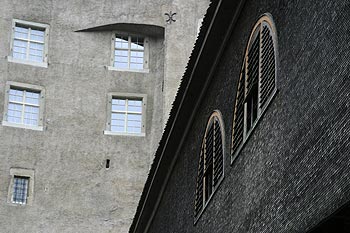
[12,176,29,204]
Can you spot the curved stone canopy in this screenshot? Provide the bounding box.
[76,23,165,37]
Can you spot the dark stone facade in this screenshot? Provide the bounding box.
[133,1,350,232]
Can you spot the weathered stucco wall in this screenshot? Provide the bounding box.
[0,0,209,232]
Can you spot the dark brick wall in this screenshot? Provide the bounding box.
[148,1,350,232]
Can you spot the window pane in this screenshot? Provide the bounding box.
[114,48,129,68]
[130,37,144,50]
[115,36,128,49]
[7,102,22,124]
[130,51,144,68]
[114,55,128,63]
[30,29,45,42]
[14,39,27,48]
[111,113,125,121]
[29,42,44,51]
[8,103,23,112]
[127,114,142,133]
[24,106,39,126]
[127,126,142,133]
[13,38,27,59]
[111,125,125,132]
[114,62,128,69]
[29,55,43,62]
[14,26,29,40]
[9,89,24,102]
[115,50,128,57]
[130,55,144,64]
[111,119,125,126]
[129,63,143,70]
[24,118,38,126]
[127,100,142,113]
[13,45,27,54]
[112,99,126,111]
[25,92,40,105]
[111,113,126,132]
[13,52,26,60]
[130,51,144,59]
[29,42,44,61]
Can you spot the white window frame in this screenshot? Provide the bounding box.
[8,19,50,68]
[2,81,45,131]
[107,32,149,73]
[104,92,147,136]
[7,168,35,206]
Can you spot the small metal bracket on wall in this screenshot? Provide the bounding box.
[165,11,177,24]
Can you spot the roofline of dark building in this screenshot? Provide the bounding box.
[129,0,246,232]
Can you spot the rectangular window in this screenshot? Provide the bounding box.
[7,88,40,126]
[9,19,49,67]
[104,93,147,136]
[7,168,35,206]
[2,81,45,131]
[111,98,143,134]
[12,176,29,204]
[114,35,144,70]
[108,34,149,72]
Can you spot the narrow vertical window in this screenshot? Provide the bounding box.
[12,176,29,205]
[231,14,277,161]
[194,111,224,223]
[8,168,35,206]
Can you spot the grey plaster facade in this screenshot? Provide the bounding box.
[0,0,209,232]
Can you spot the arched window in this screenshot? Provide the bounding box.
[194,111,224,222]
[231,14,277,161]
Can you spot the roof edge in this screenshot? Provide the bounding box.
[129,0,246,232]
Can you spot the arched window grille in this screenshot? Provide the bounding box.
[231,14,278,161]
[194,111,224,222]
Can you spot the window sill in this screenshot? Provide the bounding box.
[193,176,224,225]
[7,201,29,207]
[2,121,44,131]
[7,56,48,68]
[103,130,145,137]
[106,66,149,73]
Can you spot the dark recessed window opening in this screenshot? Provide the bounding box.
[194,111,224,223]
[231,15,277,160]
[204,163,213,202]
[106,159,110,169]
